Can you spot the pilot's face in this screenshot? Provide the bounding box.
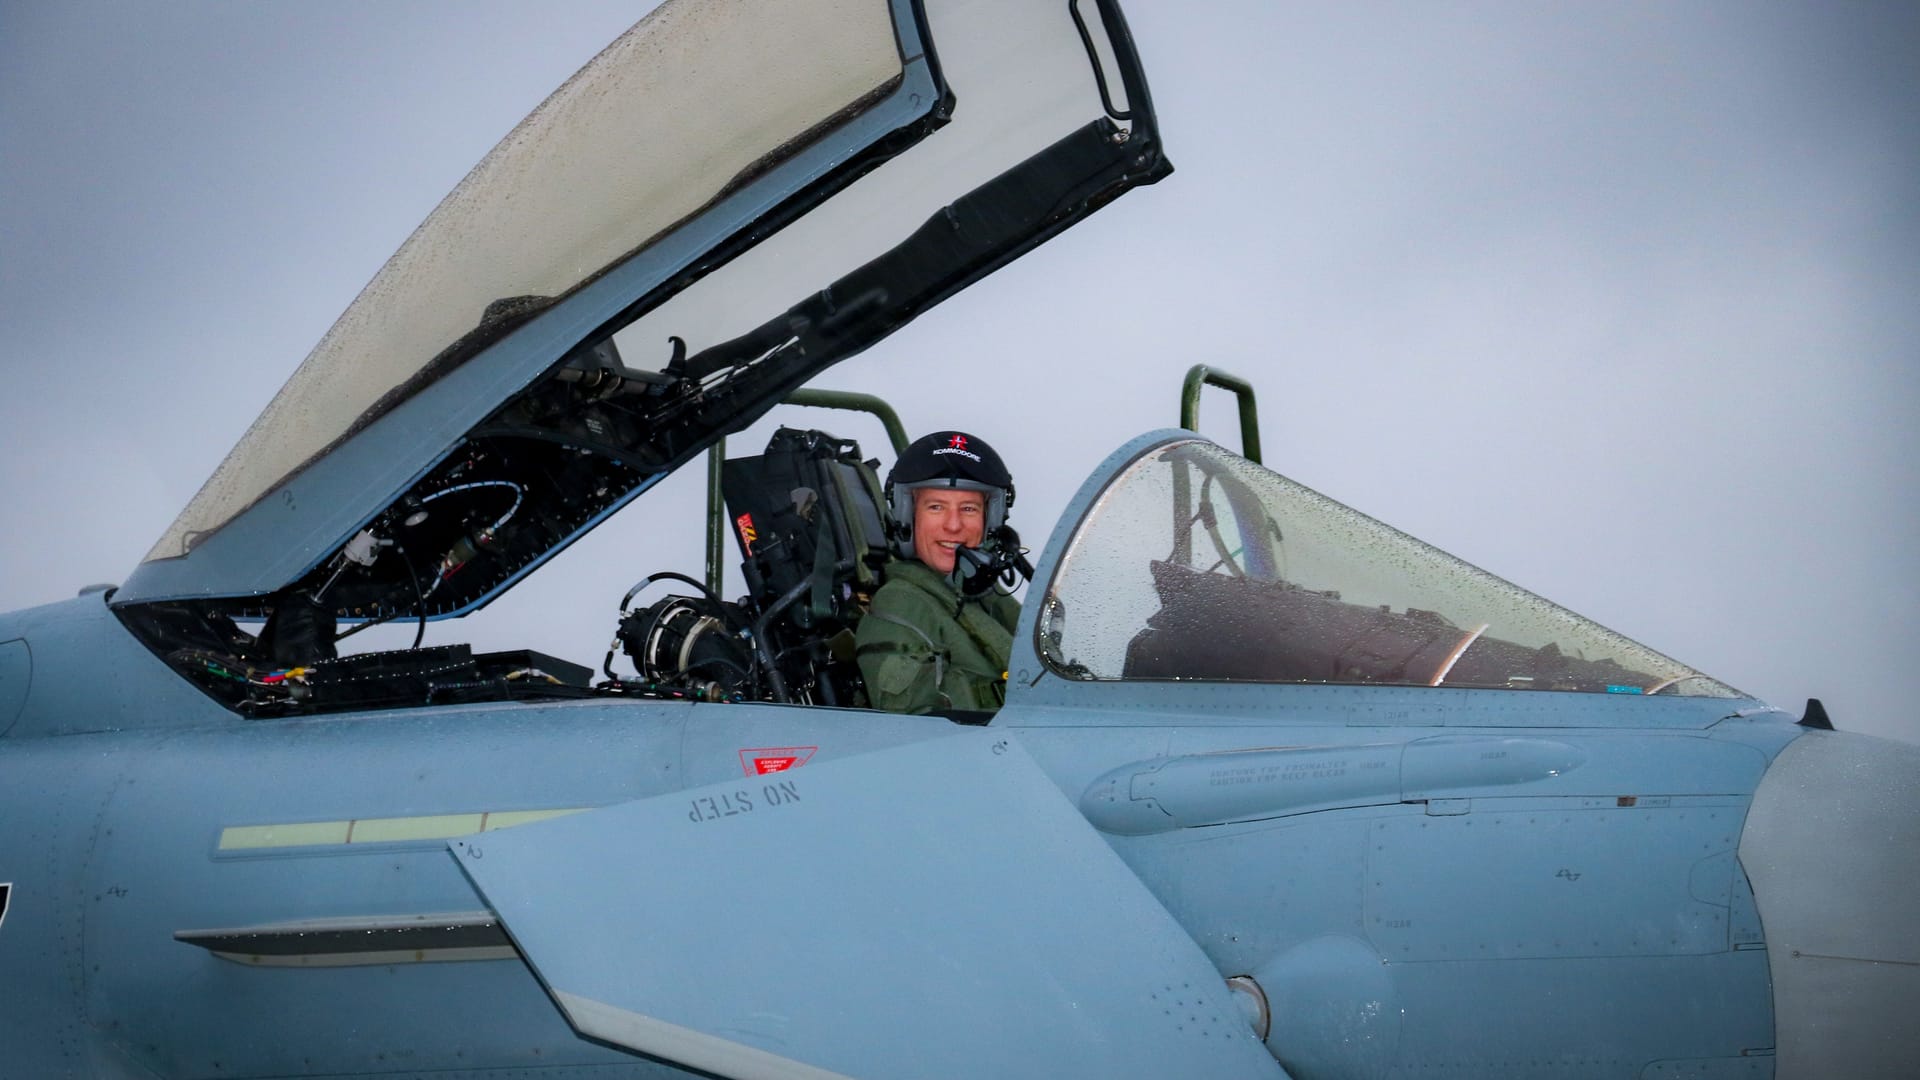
[912,487,987,575]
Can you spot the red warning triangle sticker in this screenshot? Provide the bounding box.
[739,746,817,776]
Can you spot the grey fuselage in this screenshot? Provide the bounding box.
[6,587,1916,1079]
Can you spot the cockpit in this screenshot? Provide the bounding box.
[1037,436,1739,697]
[101,0,1158,717]
[94,0,1734,719]
[119,404,1011,716]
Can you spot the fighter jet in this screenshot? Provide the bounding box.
[2,1,1914,1078]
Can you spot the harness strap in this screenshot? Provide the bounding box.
[859,610,948,699]
[894,580,1010,670]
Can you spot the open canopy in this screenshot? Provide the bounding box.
[145,0,916,567]
[116,0,1166,616]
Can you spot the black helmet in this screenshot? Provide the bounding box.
[884,431,1014,558]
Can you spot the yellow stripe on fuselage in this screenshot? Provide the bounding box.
[218,807,588,851]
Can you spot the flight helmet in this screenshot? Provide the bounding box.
[884,431,1014,560]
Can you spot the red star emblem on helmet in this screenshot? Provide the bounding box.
[949,434,968,451]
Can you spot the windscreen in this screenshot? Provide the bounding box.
[1038,439,1740,698]
[146,0,905,561]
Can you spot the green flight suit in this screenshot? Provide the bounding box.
[856,558,1022,714]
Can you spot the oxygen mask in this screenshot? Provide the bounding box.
[954,525,1034,596]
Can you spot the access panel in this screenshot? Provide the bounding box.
[456,730,1285,1080]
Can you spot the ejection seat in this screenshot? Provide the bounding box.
[720,426,894,707]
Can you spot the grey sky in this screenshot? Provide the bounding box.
[2,2,1915,740]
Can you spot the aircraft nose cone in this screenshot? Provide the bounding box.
[1738,729,1920,1078]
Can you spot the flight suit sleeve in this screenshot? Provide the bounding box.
[856,585,947,714]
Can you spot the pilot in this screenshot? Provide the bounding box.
[856,431,1022,714]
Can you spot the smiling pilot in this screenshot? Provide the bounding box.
[856,431,1022,714]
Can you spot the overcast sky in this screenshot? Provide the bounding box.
[2,1,1915,741]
